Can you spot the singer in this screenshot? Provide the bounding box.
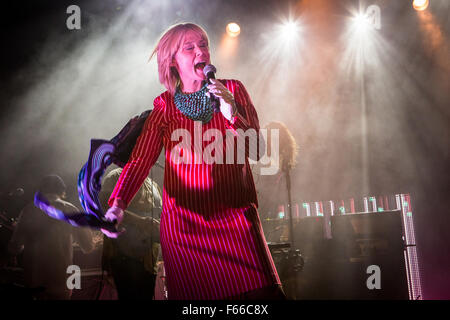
[103,23,284,300]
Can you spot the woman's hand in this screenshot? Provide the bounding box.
[206,79,237,121]
[101,206,125,238]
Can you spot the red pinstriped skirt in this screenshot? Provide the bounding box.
[159,204,281,300]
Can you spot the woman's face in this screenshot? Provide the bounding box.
[173,30,210,87]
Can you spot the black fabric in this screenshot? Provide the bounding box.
[110,110,152,168]
[227,284,287,300]
[109,255,156,300]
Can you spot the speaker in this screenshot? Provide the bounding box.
[328,210,409,299]
[287,210,409,299]
[292,216,327,257]
[331,210,405,257]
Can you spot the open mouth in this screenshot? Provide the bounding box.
[194,62,206,71]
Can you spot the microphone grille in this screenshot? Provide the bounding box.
[203,64,216,76]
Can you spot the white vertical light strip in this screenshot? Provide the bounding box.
[315,201,322,216]
[330,200,335,216]
[401,194,423,300]
[371,196,377,212]
[324,201,332,239]
[363,196,369,212]
[395,194,401,210]
[400,194,414,300]
[396,194,413,299]
[403,249,413,300]
[303,203,311,217]
[398,194,423,300]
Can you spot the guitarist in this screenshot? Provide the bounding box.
[99,168,162,300]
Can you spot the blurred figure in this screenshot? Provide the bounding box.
[0,187,26,220]
[255,121,299,222]
[0,187,26,267]
[253,122,300,299]
[8,175,94,300]
[99,168,162,300]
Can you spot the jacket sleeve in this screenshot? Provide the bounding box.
[225,80,265,161]
[108,96,166,209]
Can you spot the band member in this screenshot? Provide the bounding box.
[102,23,285,300]
[99,168,162,300]
[8,175,94,300]
[255,121,299,224]
[253,122,300,299]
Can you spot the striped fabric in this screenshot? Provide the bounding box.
[109,79,281,299]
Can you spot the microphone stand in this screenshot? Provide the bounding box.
[284,163,302,299]
[284,164,295,248]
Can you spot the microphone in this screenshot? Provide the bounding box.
[203,64,216,83]
[203,64,220,112]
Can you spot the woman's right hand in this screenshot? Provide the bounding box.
[101,206,125,238]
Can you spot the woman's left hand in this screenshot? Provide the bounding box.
[206,79,237,121]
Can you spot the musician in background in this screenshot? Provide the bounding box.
[99,168,162,300]
[8,175,94,300]
[253,122,300,299]
[254,121,299,240]
[0,188,26,267]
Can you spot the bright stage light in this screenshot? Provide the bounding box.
[413,0,429,11]
[226,22,240,37]
[280,20,300,41]
[350,5,381,34]
[264,18,302,57]
[257,17,304,80]
[353,14,371,33]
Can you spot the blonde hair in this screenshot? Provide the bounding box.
[150,23,210,95]
[265,121,299,171]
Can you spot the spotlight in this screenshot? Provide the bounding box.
[353,13,371,33]
[226,22,240,37]
[351,5,381,33]
[413,0,429,11]
[280,20,300,41]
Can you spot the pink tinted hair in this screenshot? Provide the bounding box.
[150,23,210,95]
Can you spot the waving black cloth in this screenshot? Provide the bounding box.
[34,110,152,232]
